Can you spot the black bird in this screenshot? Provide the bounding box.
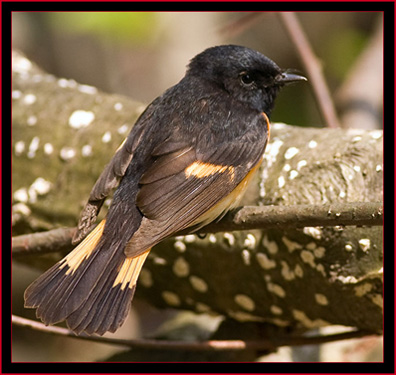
[25,45,306,335]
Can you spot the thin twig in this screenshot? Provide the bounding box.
[200,201,383,234]
[12,227,76,256]
[12,202,383,257]
[278,12,341,128]
[217,12,265,39]
[12,314,376,351]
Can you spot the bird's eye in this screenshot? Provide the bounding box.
[240,72,255,86]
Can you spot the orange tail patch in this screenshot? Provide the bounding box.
[59,219,106,275]
[113,250,150,290]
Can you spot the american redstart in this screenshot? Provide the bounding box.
[24,45,306,335]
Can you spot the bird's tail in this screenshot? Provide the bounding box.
[24,220,150,335]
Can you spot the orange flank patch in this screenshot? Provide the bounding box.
[262,112,270,140]
[185,161,235,181]
[59,220,106,275]
[189,157,263,228]
[113,250,150,290]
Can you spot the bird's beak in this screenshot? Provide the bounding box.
[275,71,307,85]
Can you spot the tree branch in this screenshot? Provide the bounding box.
[217,12,265,39]
[200,202,383,234]
[12,314,375,352]
[12,51,383,333]
[12,202,383,258]
[12,226,76,257]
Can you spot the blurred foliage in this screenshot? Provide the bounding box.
[12,11,380,129]
[321,28,369,82]
[47,12,158,44]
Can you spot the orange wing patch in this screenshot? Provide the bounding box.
[185,161,235,181]
[189,157,262,228]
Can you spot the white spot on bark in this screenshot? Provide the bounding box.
[60,147,76,161]
[262,235,278,254]
[241,250,251,265]
[13,202,31,216]
[270,305,283,315]
[282,236,302,252]
[354,283,372,297]
[208,234,217,243]
[174,240,187,253]
[244,233,256,249]
[30,177,52,196]
[369,130,382,139]
[13,188,28,203]
[267,282,286,298]
[256,253,276,269]
[114,102,123,111]
[14,141,25,155]
[308,140,317,148]
[117,124,129,135]
[173,257,190,277]
[280,261,295,281]
[23,94,36,105]
[102,131,112,143]
[297,160,307,170]
[189,276,208,293]
[358,238,371,252]
[44,143,54,155]
[292,309,329,328]
[284,147,299,159]
[69,110,95,129]
[82,144,93,157]
[78,84,97,95]
[12,90,22,99]
[27,115,37,126]
[27,137,40,158]
[161,291,181,306]
[223,232,235,247]
[234,294,255,311]
[300,250,316,268]
[315,293,329,305]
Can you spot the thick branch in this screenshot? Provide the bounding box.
[12,51,383,333]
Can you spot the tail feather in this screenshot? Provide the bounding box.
[26,220,108,324]
[65,253,133,334]
[74,284,136,335]
[24,220,150,335]
[69,251,150,335]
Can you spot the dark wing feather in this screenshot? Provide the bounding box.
[125,135,266,257]
[139,147,195,184]
[72,112,151,244]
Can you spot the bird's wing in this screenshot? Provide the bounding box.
[72,106,154,244]
[125,127,268,257]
